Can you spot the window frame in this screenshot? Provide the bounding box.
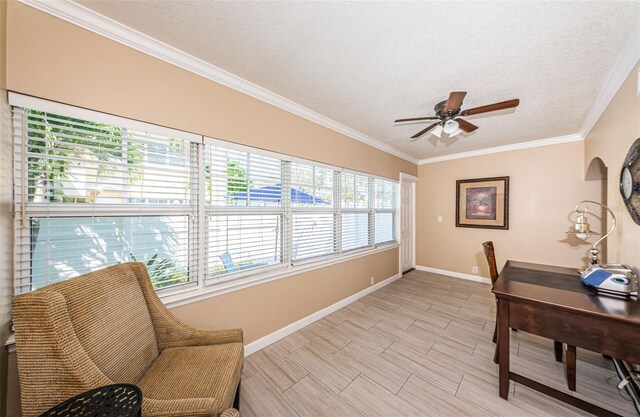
[290,159,340,265]
[11,98,202,294]
[339,170,374,254]
[373,178,399,246]
[202,137,291,284]
[10,93,400,306]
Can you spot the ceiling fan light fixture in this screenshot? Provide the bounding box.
[443,119,459,134]
[394,91,520,141]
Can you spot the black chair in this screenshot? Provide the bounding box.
[483,241,576,391]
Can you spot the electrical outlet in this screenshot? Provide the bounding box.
[472,266,479,274]
[437,216,443,223]
[370,276,375,286]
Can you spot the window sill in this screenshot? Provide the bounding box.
[160,243,400,309]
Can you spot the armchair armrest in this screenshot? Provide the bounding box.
[220,408,240,417]
[142,397,218,417]
[129,263,243,350]
[12,291,112,417]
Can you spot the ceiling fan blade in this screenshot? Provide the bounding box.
[456,118,478,133]
[394,116,440,123]
[444,91,467,111]
[461,99,520,116]
[410,122,440,140]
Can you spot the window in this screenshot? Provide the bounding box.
[13,105,200,293]
[341,172,372,252]
[291,162,337,261]
[204,141,286,280]
[374,179,398,244]
[12,94,399,297]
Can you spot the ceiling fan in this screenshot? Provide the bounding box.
[394,92,520,141]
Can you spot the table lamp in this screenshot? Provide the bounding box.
[567,200,616,265]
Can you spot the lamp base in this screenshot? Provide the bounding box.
[589,248,599,265]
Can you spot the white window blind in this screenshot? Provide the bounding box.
[11,94,400,297]
[290,162,338,262]
[13,106,199,293]
[341,172,372,252]
[374,178,398,244]
[204,142,287,281]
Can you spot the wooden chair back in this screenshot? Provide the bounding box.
[482,241,499,284]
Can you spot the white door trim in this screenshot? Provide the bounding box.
[399,173,418,275]
[400,173,419,182]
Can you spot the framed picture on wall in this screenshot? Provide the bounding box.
[456,176,509,229]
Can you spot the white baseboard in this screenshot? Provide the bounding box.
[244,272,402,356]
[415,265,492,285]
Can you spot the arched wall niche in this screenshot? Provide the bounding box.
[585,157,608,181]
[585,157,609,261]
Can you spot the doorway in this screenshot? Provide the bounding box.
[400,173,417,274]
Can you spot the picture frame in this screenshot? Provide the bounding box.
[456,176,509,230]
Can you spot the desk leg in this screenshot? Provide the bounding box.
[498,297,510,399]
[566,345,576,391]
[554,341,563,362]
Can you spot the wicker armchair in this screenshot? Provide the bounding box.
[12,262,243,417]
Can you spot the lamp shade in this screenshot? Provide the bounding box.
[571,212,592,240]
[567,200,616,265]
[432,125,443,138]
[443,119,459,134]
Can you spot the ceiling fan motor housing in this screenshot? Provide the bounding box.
[434,100,460,121]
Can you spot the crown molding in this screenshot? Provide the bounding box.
[18,0,419,165]
[579,20,640,138]
[418,134,584,165]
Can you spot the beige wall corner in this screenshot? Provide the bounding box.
[416,141,602,277]
[585,60,640,270]
[171,248,399,344]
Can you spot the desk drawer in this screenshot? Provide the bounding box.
[509,300,640,364]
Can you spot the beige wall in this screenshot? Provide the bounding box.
[585,60,640,270]
[416,141,603,276]
[3,0,411,341]
[173,248,399,343]
[3,3,413,415]
[5,1,416,179]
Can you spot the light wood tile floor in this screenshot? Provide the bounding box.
[240,270,637,416]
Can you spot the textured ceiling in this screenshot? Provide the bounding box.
[74,0,639,160]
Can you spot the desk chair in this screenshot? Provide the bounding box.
[483,241,577,391]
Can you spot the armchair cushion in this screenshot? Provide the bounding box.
[138,343,243,415]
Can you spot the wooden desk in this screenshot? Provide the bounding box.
[492,260,640,417]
